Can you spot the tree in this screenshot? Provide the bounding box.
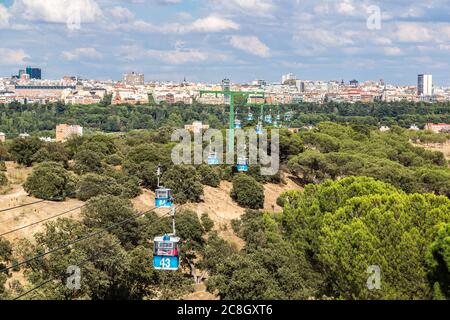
[73,149,103,175]
[426,223,450,299]
[82,195,141,249]
[280,176,450,299]
[201,213,214,233]
[23,162,75,201]
[231,174,264,209]
[9,137,43,166]
[197,164,220,187]
[162,165,203,204]
[76,173,122,201]
[31,142,69,166]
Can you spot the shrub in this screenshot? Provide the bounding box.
[197,164,220,187]
[76,173,122,201]
[0,161,7,172]
[9,137,43,167]
[231,174,265,209]
[0,172,7,187]
[201,213,214,232]
[120,177,143,199]
[162,165,203,204]
[105,154,123,166]
[73,149,103,174]
[23,162,73,201]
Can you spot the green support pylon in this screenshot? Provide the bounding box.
[228,94,235,153]
[199,83,264,154]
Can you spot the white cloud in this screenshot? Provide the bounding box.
[0,4,10,28]
[213,0,275,17]
[295,29,354,47]
[396,23,432,42]
[0,48,29,65]
[11,0,102,23]
[120,45,209,64]
[336,0,356,16]
[372,36,392,46]
[163,15,239,33]
[145,48,209,64]
[230,35,271,58]
[384,47,403,56]
[109,6,134,22]
[62,47,103,60]
[117,14,239,34]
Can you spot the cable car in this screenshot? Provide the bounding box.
[256,123,263,135]
[264,115,272,124]
[153,234,180,270]
[237,156,249,172]
[234,119,242,129]
[155,188,172,208]
[207,152,220,165]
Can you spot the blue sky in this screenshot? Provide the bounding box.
[0,0,449,85]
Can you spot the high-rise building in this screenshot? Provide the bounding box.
[418,74,433,96]
[282,73,296,85]
[123,72,144,86]
[26,66,42,80]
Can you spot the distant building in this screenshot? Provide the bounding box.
[26,66,42,80]
[184,121,209,134]
[252,80,267,87]
[0,132,5,143]
[418,74,432,96]
[123,72,144,86]
[349,79,359,87]
[19,133,30,139]
[425,123,450,133]
[56,124,83,142]
[282,73,296,85]
[379,126,390,132]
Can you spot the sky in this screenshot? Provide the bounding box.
[0,0,449,85]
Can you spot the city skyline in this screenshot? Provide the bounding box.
[1,1,450,85]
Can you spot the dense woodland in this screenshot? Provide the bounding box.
[0,100,450,137]
[0,101,449,300]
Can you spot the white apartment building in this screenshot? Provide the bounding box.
[418,74,433,96]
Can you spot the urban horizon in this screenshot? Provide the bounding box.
[1,66,447,88]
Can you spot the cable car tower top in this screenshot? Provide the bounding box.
[199,79,265,153]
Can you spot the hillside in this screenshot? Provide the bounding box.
[1,161,301,248]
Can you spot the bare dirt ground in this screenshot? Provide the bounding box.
[0,162,84,243]
[183,283,218,300]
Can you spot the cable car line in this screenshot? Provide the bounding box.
[0,204,86,238]
[0,199,46,213]
[6,164,247,299]
[0,205,163,275]
[11,209,174,300]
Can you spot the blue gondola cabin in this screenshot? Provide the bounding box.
[153,235,180,270]
[256,123,263,135]
[207,152,220,165]
[237,156,249,172]
[155,188,172,208]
